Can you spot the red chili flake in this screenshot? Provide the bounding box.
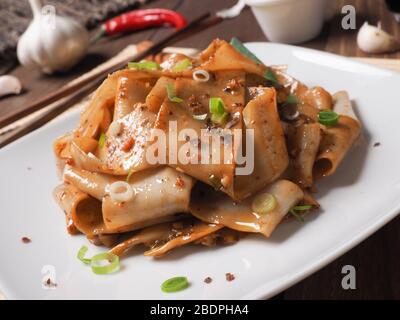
[174,176,185,188]
[21,237,31,243]
[225,273,235,282]
[121,137,135,152]
[204,277,213,284]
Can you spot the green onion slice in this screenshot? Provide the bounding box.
[209,97,229,124]
[126,169,134,182]
[172,59,192,72]
[209,97,225,115]
[318,111,339,126]
[128,61,160,70]
[193,114,208,121]
[166,84,183,103]
[289,204,313,222]
[264,69,278,83]
[230,37,262,64]
[77,245,91,265]
[252,193,277,215]
[211,112,229,125]
[292,205,313,211]
[161,276,189,293]
[290,210,305,222]
[98,132,106,148]
[90,252,120,275]
[286,94,299,105]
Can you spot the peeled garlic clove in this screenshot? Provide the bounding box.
[357,22,400,54]
[0,75,22,98]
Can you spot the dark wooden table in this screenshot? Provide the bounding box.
[1,0,399,299]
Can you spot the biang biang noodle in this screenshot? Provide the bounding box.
[53,38,361,259]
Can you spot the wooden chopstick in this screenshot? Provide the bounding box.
[0,78,104,148]
[0,12,211,130]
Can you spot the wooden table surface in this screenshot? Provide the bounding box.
[1,0,399,299]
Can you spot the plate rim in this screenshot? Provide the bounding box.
[245,42,400,299]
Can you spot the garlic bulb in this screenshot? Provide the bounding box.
[17,0,89,74]
[0,75,22,98]
[357,22,400,54]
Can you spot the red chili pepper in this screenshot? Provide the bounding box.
[93,9,187,42]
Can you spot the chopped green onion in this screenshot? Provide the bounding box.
[292,205,313,211]
[209,97,225,115]
[98,133,106,148]
[289,204,313,222]
[209,97,229,124]
[128,61,160,70]
[126,169,134,182]
[172,59,192,72]
[230,37,262,64]
[90,252,120,275]
[286,94,299,105]
[209,174,223,191]
[211,112,229,125]
[264,70,278,83]
[290,210,305,222]
[252,193,277,215]
[166,84,183,103]
[161,276,189,293]
[318,111,339,126]
[77,245,91,265]
[193,114,208,121]
[77,246,120,275]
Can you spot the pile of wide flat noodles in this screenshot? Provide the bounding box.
[53,39,361,258]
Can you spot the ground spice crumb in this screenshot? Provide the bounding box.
[44,278,57,287]
[225,273,235,282]
[21,237,31,243]
[172,221,184,229]
[204,277,213,284]
[373,142,381,147]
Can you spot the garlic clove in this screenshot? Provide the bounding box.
[0,75,22,98]
[357,22,400,54]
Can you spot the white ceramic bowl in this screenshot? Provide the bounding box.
[245,0,327,44]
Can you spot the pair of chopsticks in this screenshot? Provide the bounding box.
[0,12,223,148]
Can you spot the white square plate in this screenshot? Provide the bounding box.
[1,42,400,299]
